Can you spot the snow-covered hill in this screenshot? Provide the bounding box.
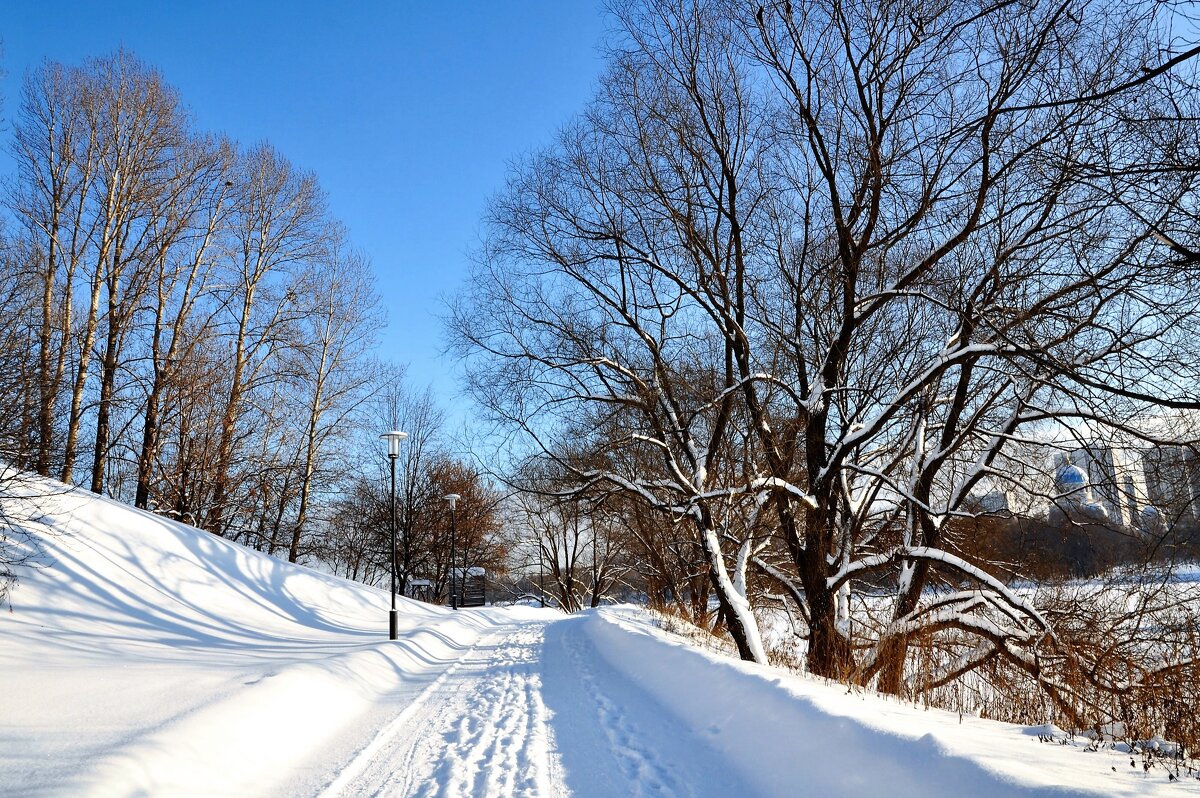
[1,479,1193,796]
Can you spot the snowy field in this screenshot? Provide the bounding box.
[1,480,1195,796]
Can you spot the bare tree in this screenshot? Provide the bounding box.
[204,143,327,537]
[133,136,235,508]
[455,0,1200,709]
[7,59,100,478]
[513,492,592,612]
[746,0,1200,697]
[83,52,193,494]
[283,237,382,562]
[390,383,445,593]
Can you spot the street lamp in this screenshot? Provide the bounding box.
[537,545,546,608]
[444,493,461,610]
[380,430,408,640]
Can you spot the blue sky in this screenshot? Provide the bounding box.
[1,1,610,426]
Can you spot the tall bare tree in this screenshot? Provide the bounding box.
[7,60,99,478]
[133,136,235,508]
[283,237,382,562]
[84,52,192,494]
[455,0,1200,705]
[204,143,327,537]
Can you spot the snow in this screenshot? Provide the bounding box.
[2,478,1195,796]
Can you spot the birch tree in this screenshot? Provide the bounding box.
[203,143,326,537]
[283,239,382,562]
[7,59,100,479]
[84,52,191,494]
[132,137,234,509]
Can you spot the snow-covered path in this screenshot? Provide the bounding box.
[318,616,753,798]
[540,616,749,798]
[4,481,1196,797]
[323,622,558,798]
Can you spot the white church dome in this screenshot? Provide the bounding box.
[1055,463,1088,491]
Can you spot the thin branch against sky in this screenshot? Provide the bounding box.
[0,1,609,424]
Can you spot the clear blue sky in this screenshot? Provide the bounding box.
[0,1,610,427]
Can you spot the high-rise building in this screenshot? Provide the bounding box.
[1142,445,1200,525]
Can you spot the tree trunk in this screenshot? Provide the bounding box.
[61,270,103,484]
[90,249,125,495]
[134,370,162,509]
[35,219,60,477]
[699,517,767,663]
[287,420,320,564]
[805,582,854,679]
[206,288,253,536]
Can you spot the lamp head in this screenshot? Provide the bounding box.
[379,430,409,458]
[443,493,461,510]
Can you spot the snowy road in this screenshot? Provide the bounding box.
[318,616,747,798]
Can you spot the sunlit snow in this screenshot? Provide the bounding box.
[1,479,1191,796]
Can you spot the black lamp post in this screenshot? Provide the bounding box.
[380,430,408,639]
[444,493,461,610]
[537,544,546,608]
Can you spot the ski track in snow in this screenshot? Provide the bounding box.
[326,622,558,798]
[315,633,490,798]
[321,616,732,798]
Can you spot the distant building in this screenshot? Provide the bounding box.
[1037,438,1200,535]
[961,432,1200,535]
[1048,460,1111,525]
[977,487,1012,515]
[452,567,488,608]
[404,579,434,602]
[1142,445,1200,526]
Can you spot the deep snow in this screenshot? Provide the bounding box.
[1,479,1194,797]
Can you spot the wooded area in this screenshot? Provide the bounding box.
[2,0,1199,757]
[453,0,1200,748]
[0,50,507,601]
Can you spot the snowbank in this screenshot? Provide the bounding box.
[0,480,518,796]
[581,608,1195,797]
[2,478,1193,796]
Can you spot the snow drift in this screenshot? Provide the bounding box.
[1,480,522,796]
